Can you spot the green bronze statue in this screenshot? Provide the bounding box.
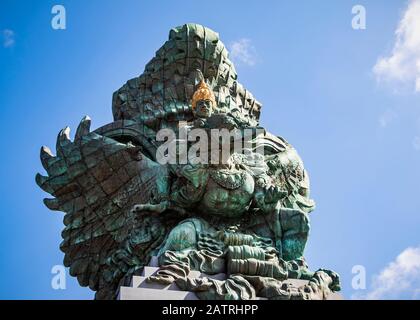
[36,23,340,300]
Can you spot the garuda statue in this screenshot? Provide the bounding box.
[36,24,340,300]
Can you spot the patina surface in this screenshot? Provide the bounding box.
[36,24,340,300]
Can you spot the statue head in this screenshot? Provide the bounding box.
[191,79,216,119]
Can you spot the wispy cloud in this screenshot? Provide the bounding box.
[378,109,397,128]
[3,29,15,48]
[373,0,420,93]
[229,38,257,66]
[365,246,420,299]
[413,136,420,150]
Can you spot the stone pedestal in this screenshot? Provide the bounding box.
[117,257,343,300]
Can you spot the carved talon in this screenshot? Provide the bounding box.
[75,116,91,141]
[319,269,341,291]
[263,185,287,204]
[132,202,168,214]
[131,201,187,215]
[147,274,175,285]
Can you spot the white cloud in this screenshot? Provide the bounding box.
[378,109,397,128]
[366,246,420,299]
[3,29,15,48]
[373,0,420,92]
[413,136,420,150]
[229,38,257,66]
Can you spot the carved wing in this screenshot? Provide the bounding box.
[36,116,167,299]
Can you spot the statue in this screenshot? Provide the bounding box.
[36,23,340,300]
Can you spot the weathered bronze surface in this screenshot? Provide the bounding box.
[36,24,340,300]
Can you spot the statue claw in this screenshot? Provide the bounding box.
[56,127,71,157]
[75,116,91,141]
[263,185,287,204]
[311,269,341,292]
[40,146,54,170]
[322,269,341,291]
[147,274,175,285]
[132,201,187,215]
[131,201,169,214]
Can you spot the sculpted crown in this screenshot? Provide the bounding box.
[191,79,216,110]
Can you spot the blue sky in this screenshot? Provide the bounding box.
[1,0,420,299]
